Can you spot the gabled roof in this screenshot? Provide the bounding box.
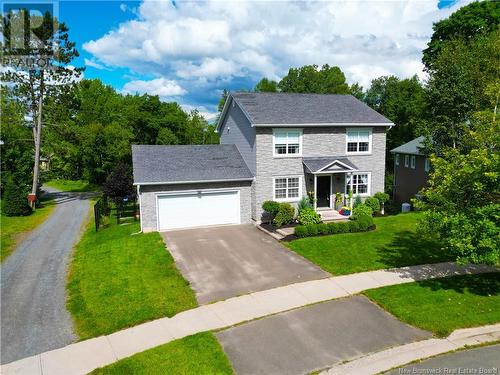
[390,136,426,156]
[303,157,358,174]
[218,92,393,130]
[132,144,254,185]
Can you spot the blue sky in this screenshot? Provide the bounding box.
[59,0,463,119]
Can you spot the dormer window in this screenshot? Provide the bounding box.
[273,129,302,157]
[346,128,372,154]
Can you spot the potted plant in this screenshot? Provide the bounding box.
[335,191,343,210]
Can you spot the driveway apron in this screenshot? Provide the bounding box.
[1,189,91,364]
[161,224,329,304]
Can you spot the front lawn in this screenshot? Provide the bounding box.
[1,197,55,262]
[67,219,197,340]
[364,273,500,337]
[286,212,452,275]
[91,332,234,374]
[45,179,98,192]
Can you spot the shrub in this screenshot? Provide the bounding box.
[348,220,360,232]
[336,221,350,233]
[294,225,308,238]
[297,196,311,213]
[356,215,374,231]
[262,200,280,217]
[353,194,363,208]
[1,180,32,217]
[374,192,390,204]
[297,207,322,225]
[273,203,295,226]
[365,197,381,213]
[327,222,339,234]
[305,224,318,236]
[352,204,373,219]
[318,223,329,235]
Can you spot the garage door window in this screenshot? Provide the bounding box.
[274,177,300,201]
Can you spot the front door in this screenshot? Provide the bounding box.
[316,176,331,208]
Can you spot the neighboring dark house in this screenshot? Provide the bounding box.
[390,136,431,204]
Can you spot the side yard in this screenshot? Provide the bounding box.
[286,212,453,275]
[45,179,98,192]
[66,216,197,340]
[1,197,55,262]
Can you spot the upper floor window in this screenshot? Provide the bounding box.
[273,129,302,157]
[425,158,431,172]
[395,154,400,166]
[404,155,409,167]
[346,128,372,154]
[410,155,416,169]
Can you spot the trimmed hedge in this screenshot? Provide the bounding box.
[294,215,374,238]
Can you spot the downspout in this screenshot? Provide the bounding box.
[137,185,143,232]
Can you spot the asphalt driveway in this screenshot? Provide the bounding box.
[161,225,328,304]
[1,188,91,364]
[216,296,432,375]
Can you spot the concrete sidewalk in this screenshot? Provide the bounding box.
[2,261,497,375]
[321,323,500,375]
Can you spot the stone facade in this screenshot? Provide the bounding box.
[139,180,253,232]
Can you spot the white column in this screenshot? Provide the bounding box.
[313,174,317,211]
[349,172,354,209]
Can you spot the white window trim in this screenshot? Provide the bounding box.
[395,154,400,166]
[404,155,409,167]
[273,128,303,157]
[346,128,373,155]
[425,158,431,172]
[345,172,371,197]
[410,155,416,169]
[273,176,302,202]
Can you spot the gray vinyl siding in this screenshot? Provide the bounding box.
[254,126,386,221]
[219,102,257,175]
[393,154,429,204]
[139,181,252,232]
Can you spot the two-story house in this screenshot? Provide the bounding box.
[132,92,393,232]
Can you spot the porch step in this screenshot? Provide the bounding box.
[318,210,349,222]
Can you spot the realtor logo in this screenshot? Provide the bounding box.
[1,1,59,69]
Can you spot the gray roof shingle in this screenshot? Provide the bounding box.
[132,144,254,184]
[390,136,425,155]
[303,157,358,173]
[230,92,393,126]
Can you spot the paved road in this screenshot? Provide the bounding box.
[387,343,500,374]
[162,225,328,304]
[216,296,431,375]
[1,188,92,364]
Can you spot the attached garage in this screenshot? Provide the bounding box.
[132,144,254,232]
[157,190,240,230]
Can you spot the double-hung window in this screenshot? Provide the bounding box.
[410,155,416,169]
[395,154,400,166]
[346,128,371,154]
[274,177,300,201]
[404,155,409,167]
[273,129,302,156]
[346,173,370,195]
[425,158,431,172]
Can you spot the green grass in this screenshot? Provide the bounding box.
[67,218,197,340]
[45,179,99,192]
[365,273,500,337]
[91,332,234,375]
[1,197,56,262]
[286,212,453,275]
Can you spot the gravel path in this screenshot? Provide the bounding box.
[1,188,92,364]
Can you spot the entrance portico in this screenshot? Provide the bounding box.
[303,157,359,211]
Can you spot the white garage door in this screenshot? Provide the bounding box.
[157,190,240,230]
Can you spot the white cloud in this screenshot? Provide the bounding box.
[84,58,110,71]
[122,77,187,98]
[84,0,473,107]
